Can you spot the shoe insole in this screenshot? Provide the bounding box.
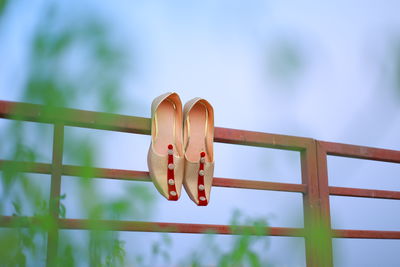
[186,102,210,162]
[154,100,175,154]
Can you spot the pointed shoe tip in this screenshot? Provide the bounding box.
[167,193,179,201]
[197,200,208,206]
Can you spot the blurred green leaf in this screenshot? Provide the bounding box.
[0,0,8,16]
[248,251,261,267]
[12,201,22,215]
[16,250,26,267]
[161,233,172,245]
[59,203,66,218]
[266,36,305,85]
[152,242,160,256]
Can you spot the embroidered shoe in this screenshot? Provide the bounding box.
[147,92,184,200]
[182,98,214,206]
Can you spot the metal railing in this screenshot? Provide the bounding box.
[1,100,399,267]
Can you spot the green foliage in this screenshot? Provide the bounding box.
[177,210,272,267]
[265,36,305,85]
[0,1,144,266]
[217,211,271,267]
[0,0,8,16]
[25,3,128,113]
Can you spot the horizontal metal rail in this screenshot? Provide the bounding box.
[2,216,400,239]
[0,216,303,237]
[0,160,306,193]
[330,186,400,200]
[333,229,400,239]
[0,100,312,151]
[5,160,400,199]
[319,141,400,163]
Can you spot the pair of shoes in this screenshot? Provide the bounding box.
[147,92,214,206]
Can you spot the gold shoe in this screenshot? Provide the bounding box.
[182,98,214,206]
[147,92,184,200]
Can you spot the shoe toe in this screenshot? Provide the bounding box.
[148,147,184,200]
[184,161,214,206]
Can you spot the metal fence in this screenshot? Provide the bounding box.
[1,100,399,267]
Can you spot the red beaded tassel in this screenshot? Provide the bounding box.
[167,144,178,201]
[197,151,208,206]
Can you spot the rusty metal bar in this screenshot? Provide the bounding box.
[0,216,303,237]
[0,161,51,174]
[301,142,329,267]
[0,100,150,135]
[0,160,306,193]
[8,159,399,199]
[212,177,305,192]
[59,219,300,236]
[0,100,312,151]
[315,141,334,267]
[330,186,400,200]
[213,127,311,151]
[320,141,400,163]
[333,229,400,239]
[46,123,64,267]
[3,215,400,239]
[315,141,333,222]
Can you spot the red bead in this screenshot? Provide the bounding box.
[168,144,173,149]
[200,152,206,157]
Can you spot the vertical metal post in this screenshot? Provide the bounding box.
[46,123,64,267]
[301,141,334,267]
[301,143,321,267]
[316,141,334,266]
